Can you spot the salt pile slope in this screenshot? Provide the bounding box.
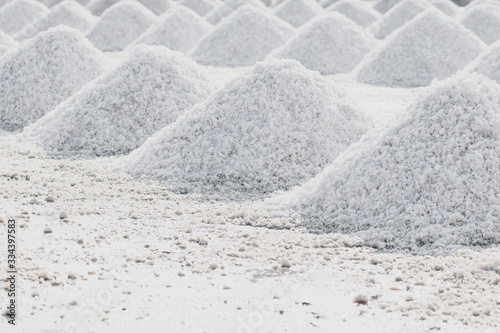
[458,4,500,45]
[356,10,486,87]
[273,0,323,28]
[288,74,500,252]
[328,0,380,28]
[320,0,339,9]
[205,0,266,25]
[274,12,376,75]
[0,26,107,131]
[15,0,96,41]
[87,1,156,52]
[126,59,371,201]
[430,0,460,16]
[373,0,401,14]
[189,6,295,66]
[24,45,212,158]
[131,6,212,53]
[0,32,18,58]
[137,0,171,16]
[0,0,49,35]
[87,0,120,16]
[180,0,220,17]
[467,41,500,82]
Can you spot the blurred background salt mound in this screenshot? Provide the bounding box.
[87,0,121,16]
[0,31,18,58]
[429,0,460,16]
[205,0,266,25]
[273,0,324,27]
[87,1,156,51]
[356,9,486,87]
[327,0,381,28]
[136,0,172,16]
[284,73,500,252]
[0,0,49,36]
[0,26,107,131]
[466,41,500,82]
[180,0,221,17]
[273,12,376,75]
[23,45,213,158]
[125,59,372,201]
[189,5,295,66]
[458,2,500,45]
[373,0,401,14]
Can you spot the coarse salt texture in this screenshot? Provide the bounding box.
[189,5,295,66]
[0,0,49,36]
[87,1,156,52]
[273,12,376,75]
[356,9,486,87]
[467,41,500,82]
[273,0,324,27]
[0,26,107,131]
[205,0,266,25]
[0,31,18,58]
[285,73,500,252]
[458,3,500,45]
[24,45,213,157]
[125,59,371,201]
[327,0,381,28]
[180,0,220,17]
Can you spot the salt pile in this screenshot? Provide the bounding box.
[0,0,49,35]
[137,0,172,16]
[356,10,485,87]
[24,45,212,158]
[286,73,500,252]
[189,5,295,66]
[430,0,460,16]
[14,0,97,41]
[458,4,500,45]
[320,0,339,9]
[370,0,430,40]
[327,0,381,28]
[466,41,500,82]
[205,0,266,25]
[373,0,401,14]
[87,1,156,52]
[274,12,376,75]
[87,0,121,16]
[0,26,107,131]
[125,59,371,200]
[0,31,18,58]
[180,0,220,17]
[273,0,324,27]
[131,6,212,53]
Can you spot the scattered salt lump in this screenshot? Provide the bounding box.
[430,0,460,16]
[87,1,156,52]
[205,0,266,25]
[0,26,106,131]
[327,0,380,28]
[137,0,172,16]
[180,0,220,17]
[373,0,401,14]
[356,10,485,87]
[467,41,500,82]
[87,0,121,16]
[0,31,18,58]
[273,0,324,27]
[126,59,371,200]
[273,12,376,75]
[370,0,430,40]
[24,45,212,157]
[287,73,500,251]
[131,6,212,53]
[15,0,96,41]
[458,3,500,45]
[0,0,49,35]
[189,5,295,66]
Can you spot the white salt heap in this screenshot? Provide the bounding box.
[15,0,96,41]
[205,0,266,25]
[373,0,401,14]
[320,0,339,8]
[0,31,18,58]
[467,41,500,82]
[189,5,295,66]
[131,6,212,53]
[430,0,460,16]
[327,0,381,28]
[286,73,500,252]
[180,0,220,17]
[125,59,371,200]
[0,26,107,131]
[458,3,500,45]
[87,1,156,52]
[0,0,49,35]
[356,10,485,87]
[137,0,171,16]
[24,45,213,158]
[87,0,120,16]
[273,0,323,27]
[273,12,376,75]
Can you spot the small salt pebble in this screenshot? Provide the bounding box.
[280,258,291,268]
[60,211,68,219]
[43,227,52,234]
[353,294,369,305]
[210,263,218,270]
[45,196,55,203]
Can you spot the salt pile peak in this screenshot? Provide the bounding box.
[205,0,266,25]
[131,6,212,53]
[87,0,121,16]
[137,0,172,16]
[466,41,500,82]
[180,0,220,17]
[327,0,381,28]
[0,31,18,58]
[356,9,486,87]
[0,0,49,35]
[273,12,376,75]
[373,0,401,14]
[189,5,295,66]
[87,1,156,52]
[458,3,500,45]
[24,45,213,158]
[286,73,500,252]
[125,59,371,201]
[0,26,107,131]
[320,0,340,9]
[273,0,324,27]
[430,0,460,16]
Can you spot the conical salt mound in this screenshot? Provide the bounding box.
[430,0,460,16]
[205,0,266,25]
[373,0,401,13]
[131,6,212,53]
[458,4,500,45]
[0,32,18,58]
[273,12,376,75]
[189,5,295,66]
[273,0,324,27]
[180,0,220,17]
[0,0,49,35]
[467,41,500,82]
[87,0,120,16]
[320,0,340,9]
[287,74,500,252]
[137,0,172,16]
[125,59,372,201]
[87,1,156,52]
[356,10,486,87]
[14,0,97,41]
[0,26,107,131]
[23,45,213,158]
[327,0,381,28]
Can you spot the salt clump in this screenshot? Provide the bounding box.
[273,0,324,27]
[189,5,295,66]
[466,41,500,82]
[327,0,381,28]
[458,3,500,45]
[0,26,107,131]
[0,31,17,58]
[180,0,220,17]
[0,0,49,35]
[125,59,371,200]
[205,0,266,25]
